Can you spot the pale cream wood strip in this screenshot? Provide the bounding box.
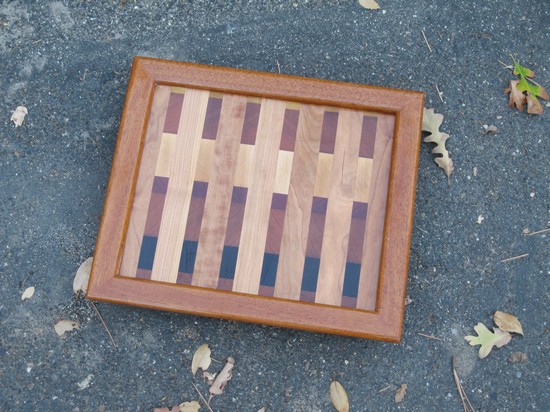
[194,139,216,182]
[354,157,373,203]
[274,105,324,300]
[313,153,333,198]
[120,86,171,277]
[273,150,294,194]
[315,110,363,306]
[356,114,395,310]
[232,99,286,294]
[155,133,176,177]
[193,95,248,288]
[233,144,255,188]
[150,89,210,283]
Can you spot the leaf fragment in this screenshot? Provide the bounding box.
[482,125,498,134]
[422,108,454,179]
[209,357,235,395]
[464,322,512,359]
[55,320,80,336]
[73,257,93,294]
[505,80,526,111]
[10,106,28,127]
[191,343,212,375]
[394,383,407,403]
[202,371,217,385]
[178,401,201,412]
[526,92,543,115]
[493,311,524,335]
[330,380,349,412]
[508,352,528,363]
[358,0,380,10]
[21,286,35,300]
[513,61,535,78]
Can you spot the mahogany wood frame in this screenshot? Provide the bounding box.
[87,57,423,342]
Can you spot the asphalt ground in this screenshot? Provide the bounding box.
[1,1,549,411]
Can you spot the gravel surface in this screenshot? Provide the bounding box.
[1,1,548,411]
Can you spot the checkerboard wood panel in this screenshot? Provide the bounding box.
[119,85,395,310]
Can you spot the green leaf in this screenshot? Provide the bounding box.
[513,61,535,78]
[465,322,512,359]
[517,76,542,96]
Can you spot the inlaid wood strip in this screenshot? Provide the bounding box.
[232,99,286,294]
[154,133,176,177]
[150,89,210,283]
[274,104,324,301]
[120,86,172,278]
[356,114,395,310]
[163,92,185,134]
[315,110,363,306]
[202,97,222,140]
[192,95,248,288]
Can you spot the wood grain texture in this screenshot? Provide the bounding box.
[315,110,363,306]
[119,86,171,277]
[356,114,395,310]
[151,89,210,283]
[232,99,286,294]
[192,95,247,288]
[88,57,424,342]
[274,105,324,300]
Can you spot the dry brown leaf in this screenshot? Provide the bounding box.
[191,343,212,375]
[21,286,35,300]
[73,257,93,294]
[329,380,349,412]
[178,401,200,412]
[209,357,235,395]
[153,408,179,412]
[508,352,528,363]
[395,384,407,403]
[504,80,526,111]
[358,0,380,10]
[10,106,28,127]
[422,108,454,179]
[493,311,524,335]
[526,92,543,115]
[55,320,80,336]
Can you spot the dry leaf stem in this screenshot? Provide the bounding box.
[524,227,550,236]
[89,300,117,348]
[421,29,432,52]
[452,360,475,412]
[500,253,529,263]
[417,332,443,341]
[435,85,444,102]
[191,381,214,412]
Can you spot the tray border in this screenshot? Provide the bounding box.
[87,56,423,342]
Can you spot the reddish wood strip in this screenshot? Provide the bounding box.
[356,114,395,310]
[120,86,171,277]
[193,94,248,288]
[315,110,363,306]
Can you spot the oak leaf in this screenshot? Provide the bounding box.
[422,108,454,179]
[504,80,526,111]
[493,311,524,335]
[330,380,349,412]
[505,60,548,115]
[191,343,212,375]
[464,322,512,359]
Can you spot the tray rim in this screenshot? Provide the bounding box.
[87,56,424,342]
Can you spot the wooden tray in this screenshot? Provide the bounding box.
[87,57,423,341]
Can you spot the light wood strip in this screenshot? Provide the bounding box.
[315,109,363,306]
[150,89,210,283]
[233,144,255,188]
[354,157,373,203]
[356,114,395,310]
[274,105,324,300]
[154,133,176,177]
[273,150,294,194]
[193,95,248,288]
[232,99,286,294]
[194,139,216,182]
[313,153,333,198]
[120,86,171,277]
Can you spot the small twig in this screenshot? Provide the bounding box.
[418,332,443,341]
[453,358,475,412]
[378,384,393,393]
[498,60,513,70]
[276,60,281,74]
[500,253,529,263]
[421,29,432,52]
[32,39,43,45]
[435,84,444,102]
[89,300,117,348]
[524,227,550,236]
[80,68,88,82]
[191,381,214,412]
